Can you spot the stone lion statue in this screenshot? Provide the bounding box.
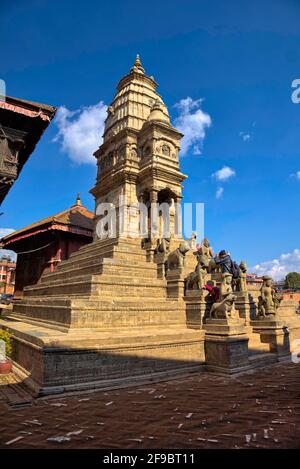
[185,267,206,291]
[167,242,190,271]
[155,238,171,255]
[185,257,207,291]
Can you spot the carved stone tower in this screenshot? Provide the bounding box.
[90,55,186,242]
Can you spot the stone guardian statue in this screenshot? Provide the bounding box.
[209,273,237,319]
[257,275,283,318]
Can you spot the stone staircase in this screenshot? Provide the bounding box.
[0,237,203,394]
[11,237,187,331]
[248,329,278,368]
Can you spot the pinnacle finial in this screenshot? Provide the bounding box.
[131,54,145,74]
[135,54,141,66]
[75,193,82,206]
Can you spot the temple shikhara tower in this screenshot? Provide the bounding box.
[1,57,299,395]
[91,55,185,242]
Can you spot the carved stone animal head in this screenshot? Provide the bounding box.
[178,242,190,255]
[239,261,247,273]
[202,238,210,247]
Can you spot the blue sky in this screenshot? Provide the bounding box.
[1,0,300,278]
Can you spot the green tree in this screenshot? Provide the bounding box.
[0,330,12,356]
[285,272,300,289]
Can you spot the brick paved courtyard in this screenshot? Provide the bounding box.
[1,362,300,449]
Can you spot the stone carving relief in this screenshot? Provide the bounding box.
[130,146,138,159]
[161,144,170,156]
[117,146,126,163]
[0,127,24,178]
[143,145,151,159]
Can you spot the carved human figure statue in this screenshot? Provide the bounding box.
[196,238,214,272]
[257,275,283,318]
[235,261,248,292]
[209,273,237,319]
[188,232,197,251]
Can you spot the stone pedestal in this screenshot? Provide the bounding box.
[203,318,250,374]
[275,300,300,352]
[166,268,185,298]
[142,240,157,263]
[184,290,212,329]
[210,272,223,284]
[235,292,251,325]
[154,252,167,279]
[251,318,290,361]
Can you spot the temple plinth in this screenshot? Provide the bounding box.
[0,57,203,395]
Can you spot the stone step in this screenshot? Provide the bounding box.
[32,273,165,289]
[248,352,277,368]
[12,306,184,329]
[64,246,147,265]
[64,241,147,264]
[68,237,141,257]
[248,334,270,355]
[14,297,184,313]
[41,259,158,284]
[3,319,202,349]
[23,276,168,297]
[56,254,154,274]
[15,295,181,308]
[12,299,185,329]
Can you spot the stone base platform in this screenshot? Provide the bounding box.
[0,318,205,396]
[203,318,251,374]
[251,319,291,361]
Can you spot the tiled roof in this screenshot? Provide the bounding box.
[1,202,94,246]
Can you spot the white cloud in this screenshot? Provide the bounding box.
[0,228,15,239]
[251,249,300,281]
[54,97,212,162]
[213,166,236,181]
[174,97,212,156]
[54,101,107,164]
[0,249,17,261]
[239,131,251,141]
[290,171,300,180]
[0,228,16,261]
[216,187,224,199]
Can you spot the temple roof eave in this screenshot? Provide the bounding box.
[116,73,158,92]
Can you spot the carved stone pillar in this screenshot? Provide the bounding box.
[235,291,251,326]
[184,289,212,329]
[173,195,182,240]
[166,268,185,299]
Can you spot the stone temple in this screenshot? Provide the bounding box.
[1,56,299,395]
